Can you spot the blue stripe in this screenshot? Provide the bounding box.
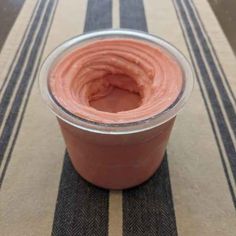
[175,0,236,182]
[187,0,236,104]
[173,0,236,208]
[185,0,236,136]
[0,0,57,187]
[0,0,41,93]
[0,0,48,128]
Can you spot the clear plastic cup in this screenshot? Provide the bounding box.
[39,29,194,189]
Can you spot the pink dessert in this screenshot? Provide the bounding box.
[49,39,182,123]
[42,35,189,189]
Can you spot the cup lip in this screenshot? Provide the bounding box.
[39,29,194,135]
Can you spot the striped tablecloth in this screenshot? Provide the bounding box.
[0,0,235,235]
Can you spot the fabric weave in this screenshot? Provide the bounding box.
[0,0,235,235]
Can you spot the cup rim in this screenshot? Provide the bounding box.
[39,29,194,134]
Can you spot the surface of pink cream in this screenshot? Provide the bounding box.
[49,39,183,123]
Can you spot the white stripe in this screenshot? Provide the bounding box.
[112,0,120,29]
[108,191,123,236]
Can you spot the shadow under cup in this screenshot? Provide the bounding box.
[39,30,194,190]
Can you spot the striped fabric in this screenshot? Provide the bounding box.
[0,0,235,235]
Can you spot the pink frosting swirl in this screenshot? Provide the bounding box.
[49,39,183,123]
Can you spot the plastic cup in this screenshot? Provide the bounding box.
[39,29,194,189]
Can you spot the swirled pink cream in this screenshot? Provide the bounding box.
[49,39,183,123]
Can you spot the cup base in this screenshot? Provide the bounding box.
[68,152,165,190]
[58,117,175,190]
